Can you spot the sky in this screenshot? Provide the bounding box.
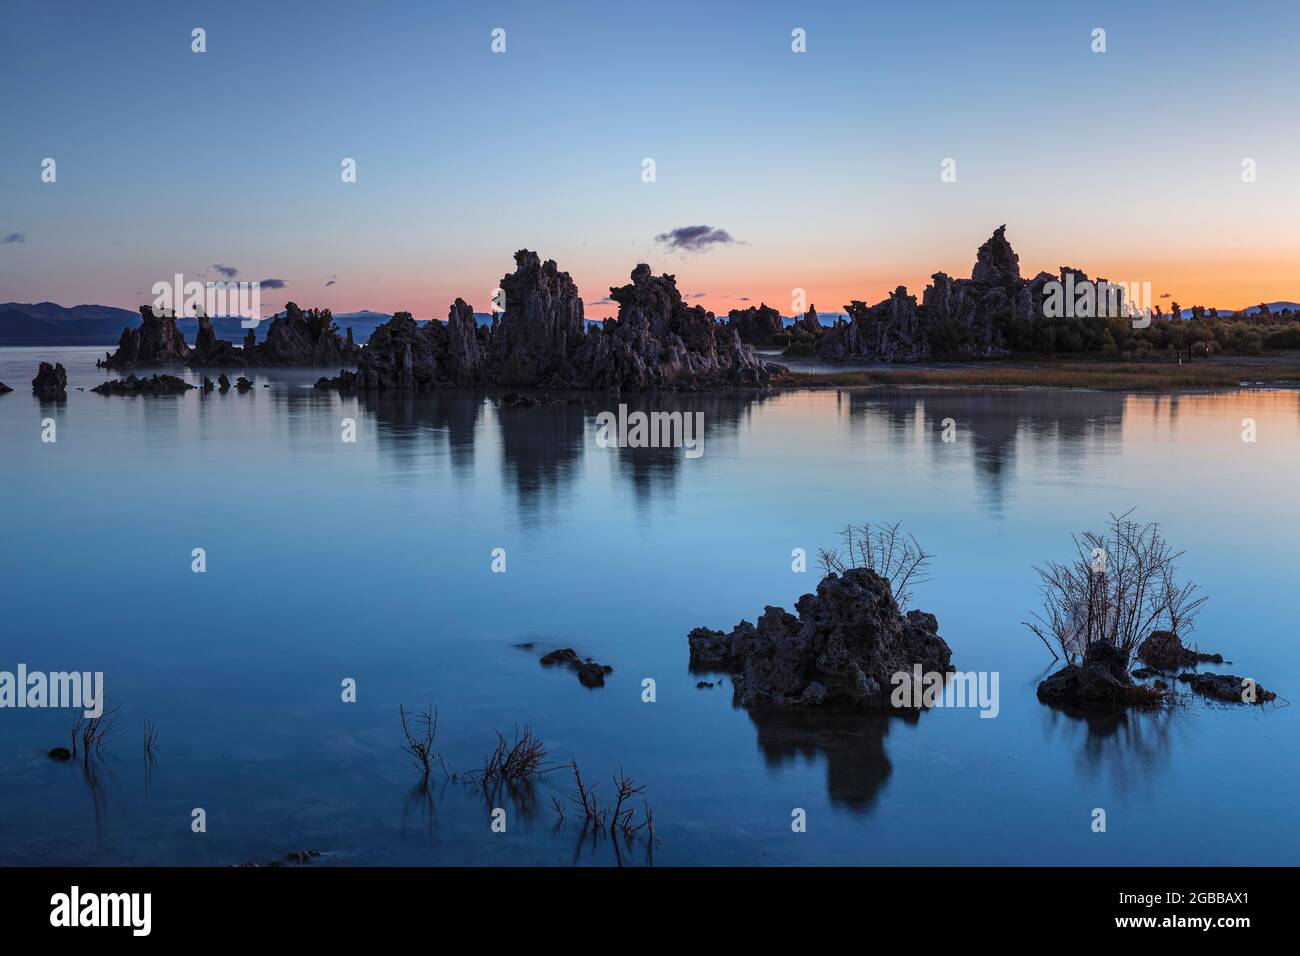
[2,0,1299,320]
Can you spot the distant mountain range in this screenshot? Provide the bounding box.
[0,303,497,347]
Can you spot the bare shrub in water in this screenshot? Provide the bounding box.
[1025,510,1206,667]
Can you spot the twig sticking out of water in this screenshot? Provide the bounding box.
[399,703,440,781]
[465,725,556,789]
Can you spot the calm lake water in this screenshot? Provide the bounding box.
[1,347,1296,866]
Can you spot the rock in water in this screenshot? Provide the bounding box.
[99,306,192,368]
[539,647,613,687]
[91,374,195,396]
[191,313,244,367]
[1136,630,1223,670]
[31,362,68,400]
[320,251,775,391]
[1176,672,1277,704]
[688,568,952,709]
[0,381,12,395]
[1037,641,1168,710]
[245,303,360,367]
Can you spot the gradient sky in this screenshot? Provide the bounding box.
[2,0,1299,320]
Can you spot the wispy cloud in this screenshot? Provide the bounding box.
[2,231,26,245]
[325,274,336,287]
[210,263,238,278]
[589,296,614,305]
[687,292,708,299]
[654,225,741,253]
[259,278,288,290]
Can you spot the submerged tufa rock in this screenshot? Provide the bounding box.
[91,374,194,396]
[688,568,952,709]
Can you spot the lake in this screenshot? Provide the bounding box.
[1,347,1296,866]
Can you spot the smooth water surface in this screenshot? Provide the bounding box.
[1,348,1296,866]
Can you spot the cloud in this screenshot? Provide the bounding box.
[259,278,288,290]
[688,292,708,299]
[325,274,336,287]
[210,263,239,278]
[735,296,751,302]
[2,231,26,245]
[590,296,614,305]
[1159,292,1171,299]
[654,225,741,252]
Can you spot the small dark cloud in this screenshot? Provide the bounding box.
[259,278,288,290]
[325,274,336,287]
[654,225,741,252]
[590,296,614,305]
[2,231,26,245]
[688,292,708,299]
[736,296,751,302]
[1159,292,1171,298]
[210,263,238,278]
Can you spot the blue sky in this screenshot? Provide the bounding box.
[2,0,1298,317]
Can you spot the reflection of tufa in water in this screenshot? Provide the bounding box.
[594,404,705,459]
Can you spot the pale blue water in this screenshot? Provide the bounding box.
[0,347,1296,866]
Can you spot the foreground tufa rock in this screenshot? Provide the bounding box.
[1037,641,1169,710]
[99,306,192,368]
[539,647,614,688]
[0,380,12,394]
[688,568,952,709]
[32,362,68,400]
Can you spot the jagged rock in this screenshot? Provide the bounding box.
[1137,630,1223,670]
[246,303,360,367]
[235,376,253,392]
[217,374,231,392]
[971,224,1021,286]
[0,381,12,394]
[32,362,68,400]
[1037,641,1168,710]
[321,251,776,392]
[688,568,952,709]
[817,226,1050,362]
[1176,672,1277,704]
[191,313,244,366]
[791,305,825,337]
[490,251,586,386]
[202,376,215,392]
[573,263,771,389]
[99,306,192,368]
[726,304,785,345]
[91,374,194,396]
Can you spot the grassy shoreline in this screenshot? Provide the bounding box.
[774,357,1300,391]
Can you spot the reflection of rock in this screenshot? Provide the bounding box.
[1176,672,1276,704]
[91,374,194,396]
[746,709,901,812]
[689,568,952,709]
[1136,630,1223,670]
[1037,641,1168,711]
[32,362,68,400]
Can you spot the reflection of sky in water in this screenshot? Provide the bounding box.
[1,348,1297,865]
